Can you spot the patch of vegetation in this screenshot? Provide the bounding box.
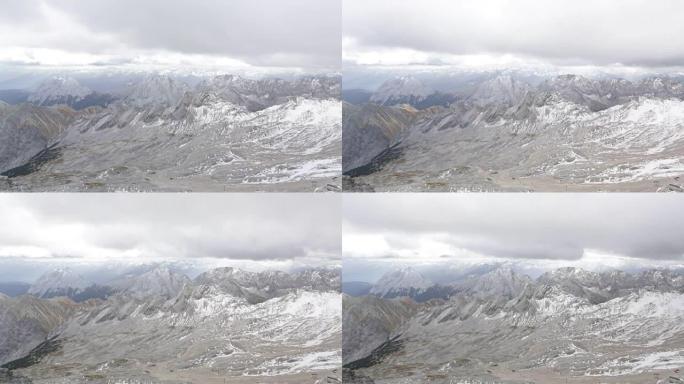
[1,337,62,370]
[344,336,405,370]
[1,145,61,178]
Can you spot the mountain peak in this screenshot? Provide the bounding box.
[470,74,530,106]
[28,268,90,298]
[548,266,596,280]
[123,266,190,299]
[465,266,531,298]
[370,76,432,105]
[27,76,91,106]
[124,74,188,106]
[370,266,432,297]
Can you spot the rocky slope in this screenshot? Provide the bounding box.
[342,102,421,174]
[0,102,81,173]
[0,294,84,366]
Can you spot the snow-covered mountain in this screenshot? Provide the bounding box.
[197,74,339,112]
[26,76,114,110]
[117,265,191,300]
[1,74,341,192]
[2,267,342,382]
[123,74,189,107]
[468,74,531,107]
[370,76,432,106]
[344,73,684,192]
[458,266,532,298]
[344,267,684,383]
[369,267,432,299]
[369,76,456,109]
[28,268,92,299]
[28,77,91,106]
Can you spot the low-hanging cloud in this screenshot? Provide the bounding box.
[0,0,341,70]
[343,0,684,68]
[343,194,684,263]
[0,194,341,265]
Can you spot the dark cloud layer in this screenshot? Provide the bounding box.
[344,0,684,68]
[343,194,684,262]
[0,0,340,69]
[0,194,340,263]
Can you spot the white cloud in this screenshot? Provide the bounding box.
[343,194,684,276]
[343,0,684,69]
[0,0,341,71]
[0,194,341,268]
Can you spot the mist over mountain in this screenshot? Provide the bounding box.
[343,265,684,383]
[0,265,341,383]
[343,71,684,192]
[0,72,341,192]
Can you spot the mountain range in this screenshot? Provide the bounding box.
[0,74,341,192]
[0,266,342,383]
[343,73,684,192]
[343,266,684,383]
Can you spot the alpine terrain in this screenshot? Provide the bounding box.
[343,266,684,383]
[343,73,684,192]
[0,266,342,383]
[0,74,341,191]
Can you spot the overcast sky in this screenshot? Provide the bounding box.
[0,0,340,73]
[0,194,340,281]
[344,194,684,282]
[343,0,684,71]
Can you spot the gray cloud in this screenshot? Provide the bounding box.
[0,0,340,69]
[343,0,684,68]
[0,194,341,264]
[343,194,684,262]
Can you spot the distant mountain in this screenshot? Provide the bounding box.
[123,74,189,108]
[369,76,457,109]
[27,76,114,110]
[0,282,30,297]
[27,268,113,302]
[194,266,340,304]
[28,268,90,297]
[468,74,531,107]
[342,88,373,104]
[197,74,340,112]
[0,89,29,105]
[117,265,191,300]
[342,281,373,296]
[457,266,533,298]
[369,267,432,299]
[370,76,431,106]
